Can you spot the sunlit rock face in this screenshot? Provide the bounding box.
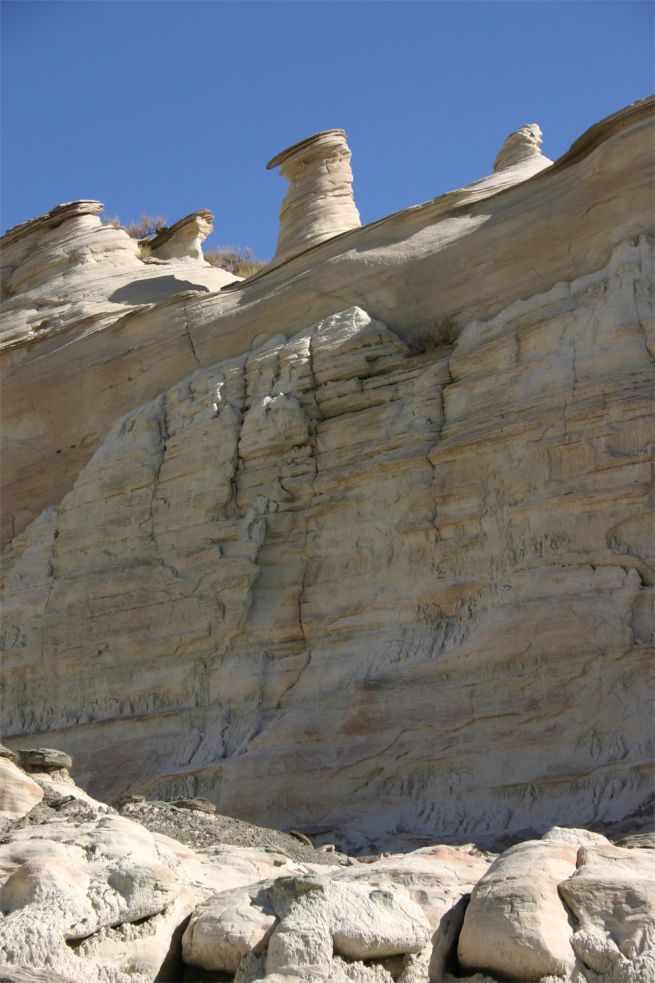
[0,202,239,546]
[1,99,653,846]
[149,209,214,261]
[266,128,361,262]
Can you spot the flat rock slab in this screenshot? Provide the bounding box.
[16,749,72,771]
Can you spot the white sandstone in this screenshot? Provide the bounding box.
[457,840,578,980]
[266,128,361,262]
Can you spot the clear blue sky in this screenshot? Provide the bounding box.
[2,0,653,258]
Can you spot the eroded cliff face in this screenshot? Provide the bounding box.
[1,101,653,843]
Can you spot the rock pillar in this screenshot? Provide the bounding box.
[267,129,361,262]
[150,209,214,262]
[493,124,553,175]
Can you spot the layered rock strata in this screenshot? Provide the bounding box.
[1,100,651,547]
[1,99,654,847]
[266,128,361,262]
[0,201,239,545]
[2,266,653,840]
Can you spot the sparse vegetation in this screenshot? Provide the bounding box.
[204,245,266,278]
[408,316,457,354]
[101,213,267,276]
[102,213,166,239]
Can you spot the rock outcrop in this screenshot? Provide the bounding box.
[2,99,651,547]
[1,100,653,853]
[148,209,214,262]
[0,754,652,982]
[266,128,361,262]
[493,122,553,173]
[0,201,239,545]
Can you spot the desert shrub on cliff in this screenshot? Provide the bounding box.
[204,245,265,278]
[102,213,167,238]
[408,316,457,353]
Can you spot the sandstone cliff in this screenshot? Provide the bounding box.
[0,748,652,983]
[1,99,653,848]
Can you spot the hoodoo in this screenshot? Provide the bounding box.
[149,208,214,262]
[493,122,553,173]
[266,128,361,262]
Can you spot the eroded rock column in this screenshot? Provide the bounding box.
[267,129,361,262]
[493,123,553,175]
[149,209,214,261]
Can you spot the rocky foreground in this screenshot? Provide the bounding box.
[0,746,653,983]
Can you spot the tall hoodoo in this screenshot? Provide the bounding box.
[266,129,361,262]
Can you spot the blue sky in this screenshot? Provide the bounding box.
[1,0,653,258]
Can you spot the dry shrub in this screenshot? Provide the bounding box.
[127,214,167,239]
[204,246,266,278]
[101,213,166,238]
[408,316,457,354]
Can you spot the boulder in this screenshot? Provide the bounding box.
[170,796,216,814]
[183,881,277,972]
[542,826,612,848]
[559,843,655,979]
[0,856,89,915]
[457,840,578,980]
[0,759,43,819]
[149,209,213,262]
[0,810,186,979]
[333,844,489,980]
[265,875,430,975]
[16,749,72,772]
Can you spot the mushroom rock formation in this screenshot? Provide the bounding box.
[493,122,553,175]
[149,209,214,262]
[267,128,361,263]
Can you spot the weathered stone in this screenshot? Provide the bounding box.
[115,793,146,805]
[17,748,72,771]
[264,876,430,975]
[333,844,488,980]
[170,796,216,814]
[266,129,361,262]
[183,881,277,972]
[2,99,652,555]
[149,209,214,262]
[0,806,191,979]
[0,966,77,983]
[0,759,43,819]
[542,826,613,848]
[457,840,578,980]
[493,122,553,173]
[559,843,655,978]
